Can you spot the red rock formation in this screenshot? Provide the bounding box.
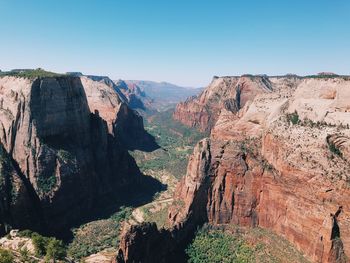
[0,75,155,235]
[173,75,274,132]
[118,75,350,263]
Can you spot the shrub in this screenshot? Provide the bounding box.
[19,248,30,262]
[68,206,132,259]
[328,142,342,157]
[0,248,14,263]
[37,175,57,194]
[186,227,254,263]
[286,111,299,125]
[32,233,48,256]
[0,68,65,79]
[17,229,34,238]
[57,149,75,163]
[45,238,66,260]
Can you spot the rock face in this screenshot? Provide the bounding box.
[118,75,350,263]
[0,75,155,235]
[173,75,276,132]
[81,77,158,151]
[115,80,148,111]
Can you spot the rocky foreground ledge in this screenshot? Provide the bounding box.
[117,75,350,263]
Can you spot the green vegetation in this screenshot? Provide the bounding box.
[57,149,75,163]
[32,233,47,256]
[328,141,342,157]
[142,205,170,228]
[37,175,57,194]
[46,238,67,261]
[0,68,64,79]
[131,109,205,179]
[18,230,67,261]
[19,248,31,262]
[286,111,300,125]
[186,227,254,263]
[303,74,350,80]
[0,248,14,263]
[285,111,349,130]
[186,225,310,263]
[67,206,132,260]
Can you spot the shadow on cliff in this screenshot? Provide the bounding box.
[113,105,160,152]
[117,129,160,152]
[56,173,166,241]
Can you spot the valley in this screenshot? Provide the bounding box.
[2,2,349,262]
[0,71,349,263]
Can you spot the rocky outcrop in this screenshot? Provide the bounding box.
[115,80,148,111]
[173,75,276,132]
[118,75,350,263]
[81,77,158,151]
[0,75,158,236]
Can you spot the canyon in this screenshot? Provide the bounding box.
[118,74,350,263]
[0,71,349,263]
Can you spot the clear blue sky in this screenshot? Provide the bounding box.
[1,0,349,86]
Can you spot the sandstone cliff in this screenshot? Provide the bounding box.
[0,75,157,236]
[118,75,350,263]
[173,75,278,132]
[81,77,158,151]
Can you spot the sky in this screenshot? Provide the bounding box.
[0,0,349,86]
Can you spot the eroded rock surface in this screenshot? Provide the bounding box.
[118,75,350,263]
[0,75,156,235]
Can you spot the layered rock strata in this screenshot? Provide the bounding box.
[118,75,350,263]
[0,75,156,235]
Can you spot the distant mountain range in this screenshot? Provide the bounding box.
[125,80,203,111]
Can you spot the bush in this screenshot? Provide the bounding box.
[186,227,254,263]
[25,232,67,260]
[32,233,48,256]
[328,142,342,157]
[57,149,75,163]
[286,111,299,125]
[0,248,14,263]
[0,68,65,79]
[68,206,132,259]
[19,248,30,262]
[46,238,66,260]
[17,229,34,238]
[37,175,57,194]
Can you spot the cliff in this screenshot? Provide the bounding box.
[118,75,350,263]
[173,75,278,132]
[0,75,157,235]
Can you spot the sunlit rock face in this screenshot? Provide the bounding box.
[0,75,150,235]
[118,75,350,263]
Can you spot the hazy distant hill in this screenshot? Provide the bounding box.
[126,80,203,111]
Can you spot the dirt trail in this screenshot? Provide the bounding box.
[128,169,177,226]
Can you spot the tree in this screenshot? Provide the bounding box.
[32,233,47,256]
[20,248,30,262]
[0,248,14,263]
[46,238,66,261]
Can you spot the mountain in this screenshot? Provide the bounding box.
[0,71,159,236]
[117,74,350,263]
[126,80,203,111]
